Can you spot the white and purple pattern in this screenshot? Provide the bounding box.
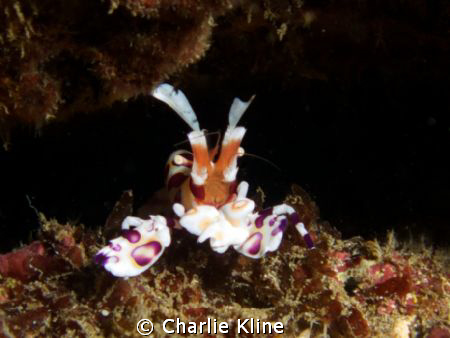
[95,216,170,278]
[173,182,313,259]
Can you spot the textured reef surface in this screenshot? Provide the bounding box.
[0,186,448,337]
[2,0,448,139]
[0,0,229,141]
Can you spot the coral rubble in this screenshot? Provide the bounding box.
[0,186,448,336]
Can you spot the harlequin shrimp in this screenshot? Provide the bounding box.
[95,83,314,278]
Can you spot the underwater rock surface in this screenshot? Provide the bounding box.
[0,186,448,337]
[1,0,448,139]
[0,0,227,137]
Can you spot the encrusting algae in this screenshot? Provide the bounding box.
[0,0,228,144]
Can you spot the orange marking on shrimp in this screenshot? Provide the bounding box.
[191,143,211,174]
[215,139,242,173]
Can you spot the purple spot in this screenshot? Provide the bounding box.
[189,178,205,200]
[166,217,175,228]
[279,218,288,232]
[132,241,162,266]
[255,208,272,228]
[269,218,276,226]
[109,243,121,251]
[94,254,118,266]
[245,232,262,255]
[304,234,315,249]
[122,229,141,243]
[168,172,188,189]
[290,212,300,225]
[271,219,287,236]
[94,253,108,265]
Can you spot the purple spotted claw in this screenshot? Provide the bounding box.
[95,215,171,278]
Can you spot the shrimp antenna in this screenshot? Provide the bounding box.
[228,95,256,128]
[151,83,200,131]
[242,152,282,172]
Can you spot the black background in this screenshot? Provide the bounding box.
[1,70,449,252]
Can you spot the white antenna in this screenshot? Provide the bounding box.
[151,83,200,131]
[228,95,255,128]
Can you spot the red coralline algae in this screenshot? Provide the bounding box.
[373,274,412,298]
[333,308,370,337]
[0,241,46,282]
[369,262,397,285]
[428,327,450,338]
